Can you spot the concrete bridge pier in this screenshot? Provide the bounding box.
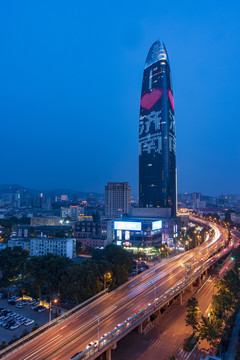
[138,323,143,334]
[106,348,111,360]
[198,276,202,286]
[179,292,183,305]
[188,283,193,294]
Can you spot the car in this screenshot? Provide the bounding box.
[100,332,110,343]
[25,319,34,326]
[114,323,122,332]
[16,303,24,309]
[8,300,16,305]
[38,306,46,313]
[70,352,85,360]
[10,322,21,330]
[33,305,41,311]
[32,302,40,310]
[5,320,16,329]
[86,340,98,349]
[28,299,36,305]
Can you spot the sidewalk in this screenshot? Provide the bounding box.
[224,310,240,360]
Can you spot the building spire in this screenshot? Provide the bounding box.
[145,40,169,69]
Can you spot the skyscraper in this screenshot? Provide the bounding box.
[139,41,177,216]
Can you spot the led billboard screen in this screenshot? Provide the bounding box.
[114,221,142,231]
[152,220,162,230]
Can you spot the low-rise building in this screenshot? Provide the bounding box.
[30,217,62,226]
[8,238,30,251]
[30,237,76,259]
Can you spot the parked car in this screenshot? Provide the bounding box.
[38,306,46,313]
[5,320,15,329]
[10,322,21,330]
[25,319,34,326]
[31,301,40,309]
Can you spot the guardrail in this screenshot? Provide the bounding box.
[0,288,109,359]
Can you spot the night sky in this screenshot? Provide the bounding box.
[0,1,239,196]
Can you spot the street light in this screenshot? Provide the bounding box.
[150,281,157,300]
[92,313,100,351]
[49,299,58,322]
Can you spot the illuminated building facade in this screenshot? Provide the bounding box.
[113,218,163,247]
[139,41,177,216]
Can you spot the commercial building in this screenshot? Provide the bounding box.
[114,218,162,247]
[139,41,177,216]
[30,238,76,259]
[105,182,131,218]
[74,220,114,248]
[113,208,179,248]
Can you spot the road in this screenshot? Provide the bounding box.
[2,220,229,360]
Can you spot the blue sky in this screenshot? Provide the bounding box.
[0,1,239,196]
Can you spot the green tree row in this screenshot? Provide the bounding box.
[185,248,240,353]
[0,244,133,304]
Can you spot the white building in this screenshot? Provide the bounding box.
[61,206,84,221]
[105,182,131,218]
[30,238,76,259]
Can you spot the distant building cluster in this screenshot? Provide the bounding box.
[178,192,240,213]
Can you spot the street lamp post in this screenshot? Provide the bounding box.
[150,281,157,300]
[92,313,100,351]
[49,300,52,322]
[49,299,58,322]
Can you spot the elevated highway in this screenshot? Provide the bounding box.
[1,218,236,360]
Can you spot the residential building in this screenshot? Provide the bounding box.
[30,217,62,226]
[30,237,76,259]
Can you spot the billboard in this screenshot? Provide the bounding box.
[152,220,162,230]
[114,221,142,231]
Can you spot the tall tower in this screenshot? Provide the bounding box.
[139,41,177,216]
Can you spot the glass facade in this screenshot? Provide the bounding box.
[139,41,177,216]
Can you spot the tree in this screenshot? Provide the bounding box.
[8,335,19,345]
[76,240,82,255]
[27,254,73,300]
[185,297,201,332]
[0,247,28,296]
[211,291,234,319]
[20,328,29,338]
[199,314,222,347]
[0,340,7,350]
[32,323,39,332]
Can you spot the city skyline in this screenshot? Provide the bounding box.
[0,1,239,196]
